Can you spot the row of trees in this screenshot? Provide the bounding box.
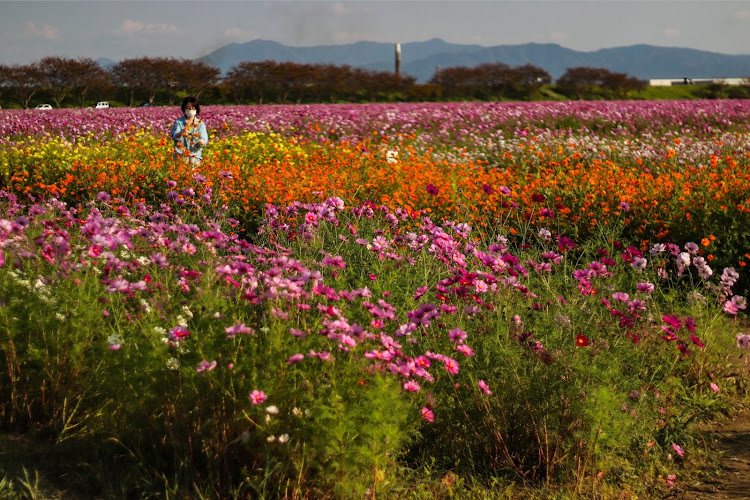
[0,56,219,109]
[1,56,654,108]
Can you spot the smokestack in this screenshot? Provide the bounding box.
[395,43,401,77]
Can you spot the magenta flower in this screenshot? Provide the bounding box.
[636,282,655,294]
[403,380,421,392]
[304,212,317,225]
[106,276,130,293]
[710,383,720,393]
[448,328,468,343]
[455,344,475,356]
[482,184,493,195]
[421,407,434,422]
[168,325,190,341]
[662,315,681,329]
[443,358,460,375]
[736,333,750,348]
[287,353,305,365]
[498,186,511,196]
[196,360,217,373]
[478,379,492,395]
[225,322,254,338]
[414,356,431,368]
[671,443,684,458]
[426,183,438,195]
[689,333,705,348]
[249,390,267,405]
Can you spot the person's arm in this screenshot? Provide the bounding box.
[171,118,185,141]
[198,121,208,147]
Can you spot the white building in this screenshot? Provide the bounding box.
[649,77,747,86]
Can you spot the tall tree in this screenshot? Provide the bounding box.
[556,67,608,100]
[38,56,78,108]
[0,64,10,105]
[175,60,220,100]
[110,57,170,106]
[5,63,44,109]
[508,64,551,100]
[68,58,110,107]
[224,61,278,105]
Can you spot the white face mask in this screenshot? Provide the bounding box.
[185,109,197,118]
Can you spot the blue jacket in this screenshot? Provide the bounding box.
[171,115,208,162]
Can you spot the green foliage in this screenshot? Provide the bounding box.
[0,191,747,497]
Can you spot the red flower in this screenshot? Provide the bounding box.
[689,333,705,348]
[576,334,589,347]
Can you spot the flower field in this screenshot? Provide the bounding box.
[1,101,749,498]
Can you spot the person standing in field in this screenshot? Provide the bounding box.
[171,96,208,165]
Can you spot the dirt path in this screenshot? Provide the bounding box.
[674,408,750,499]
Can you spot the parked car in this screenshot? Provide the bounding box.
[94,101,110,109]
[35,104,53,110]
[138,102,155,107]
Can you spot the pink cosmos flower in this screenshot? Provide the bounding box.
[611,292,630,302]
[225,322,254,338]
[478,379,492,395]
[196,360,217,373]
[304,212,318,225]
[455,344,475,356]
[403,380,421,392]
[426,184,439,195]
[689,333,705,348]
[287,353,305,365]
[662,315,681,329]
[414,356,431,368]
[736,334,750,348]
[671,443,684,458]
[169,325,190,341]
[421,407,435,422]
[249,390,267,405]
[636,282,655,293]
[449,328,468,343]
[443,358,459,375]
[710,383,720,393]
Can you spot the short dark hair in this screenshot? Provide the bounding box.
[181,96,200,115]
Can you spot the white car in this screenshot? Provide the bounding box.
[35,104,53,110]
[94,101,110,109]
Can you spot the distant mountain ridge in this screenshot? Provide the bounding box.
[193,38,750,83]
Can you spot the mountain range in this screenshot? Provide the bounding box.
[98,39,750,84]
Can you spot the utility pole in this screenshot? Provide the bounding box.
[395,43,402,80]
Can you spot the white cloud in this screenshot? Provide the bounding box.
[733,10,750,20]
[113,19,178,37]
[664,28,680,38]
[24,22,59,40]
[550,32,569,42]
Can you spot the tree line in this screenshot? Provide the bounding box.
[0,55,718,108]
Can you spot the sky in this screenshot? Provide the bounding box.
[1,0,750,65]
